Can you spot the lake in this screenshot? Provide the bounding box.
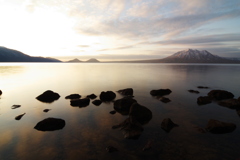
[0,63,240,160]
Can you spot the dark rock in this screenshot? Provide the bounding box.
[87,94,97,99]
[43,109,51,112]
[0,90,2,95]
[100,91,116,102]
[161,118,179,132]
[208,90,234,100]
[238,97,240,102]
[70,98,90,107]
[114,97,137,115]
[129,103,152,125]
[117,88,134,96]
[159,97,171,103]
[36,90,60,103]
[109,111,116,114]
[188,90,200,94]
[11,105,21,109]
[150,89,172,97]
[197,86,209,89]
[206,119,236,134]
[92,99,102,106]
[197,96,212,105]
[106,146,118,153]
[218,99,240,109]
[117,117,144,139]
[34,117,65,131]
[65,94,81,99]
[15,113,26,120]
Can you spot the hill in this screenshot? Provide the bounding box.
[0,46,61,62]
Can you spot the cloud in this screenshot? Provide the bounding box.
[98,45,135,51]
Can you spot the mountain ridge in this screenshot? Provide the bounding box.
[0,46,61,62]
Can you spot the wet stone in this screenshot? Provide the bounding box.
[65,94,81,99]
[11,105,21,109]
[87,94,97,99]
[92,100,102,106]
[36,90,60,103]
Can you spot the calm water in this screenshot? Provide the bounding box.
[0,63,240,160]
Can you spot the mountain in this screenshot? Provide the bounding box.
[67,58,100,63]
[0,46,61,62]
[154,49,240,63]
[85,58,99,62]
[67,58,82,62]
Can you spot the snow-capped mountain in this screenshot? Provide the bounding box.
[160,49,239,63]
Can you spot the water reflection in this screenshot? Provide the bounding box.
[0,63,240,160]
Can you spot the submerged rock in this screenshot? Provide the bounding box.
[112,102,152,139]
[43,109,51,112]
[188,90,200,94]
[206,119,236,134]
[142,140,153,151]
[150,89,172,97]
[65,94,81,99]
[11,105,21,109]
[34,117,65,131]
[161,118,179,132]
[36,90,60,103]
[197,86,209,89]
[114,117,144,139]
[117,88,134,96]
[70,98,90,107]
[159,97,171,103]
[114,97,137,115]
[197,96,212,105]
[218,99,240,109]
[87,94,97,99]
[92,99,102,106]
[100,91,116,102]
[109,110,116,114]
[15,113,26,120]
[106,146,118,153]
[208,90,234,100]
[0,90,2,95]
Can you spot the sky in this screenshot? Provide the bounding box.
[0,0,240,61]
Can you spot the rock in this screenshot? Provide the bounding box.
[117,88,134,96]
[117,117,144,139]
[0,90,2,95]
[197,86,209,89]
[238,97,240,102]
[11,105,21,109]
[150,89,172,97]
[87,94,97,99]
[70,98,90,107]
[206,119,236,134]
[109,110,116,114]
[218,99,240,109]
[129,102,152,125]
[65,94,81,99]
[34,118,65,131]
[197,96,212,105]
[161,118,179,132]
[100,91,116,102]
[43,109,51,112]
[36,90,60,103]
[188,90,200,94]
[159,97,171,103]
[15,113,26,120]
[106,146,118,153]
[92,99,102,106]
[208,90,234,100]
[114,97,137,115]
